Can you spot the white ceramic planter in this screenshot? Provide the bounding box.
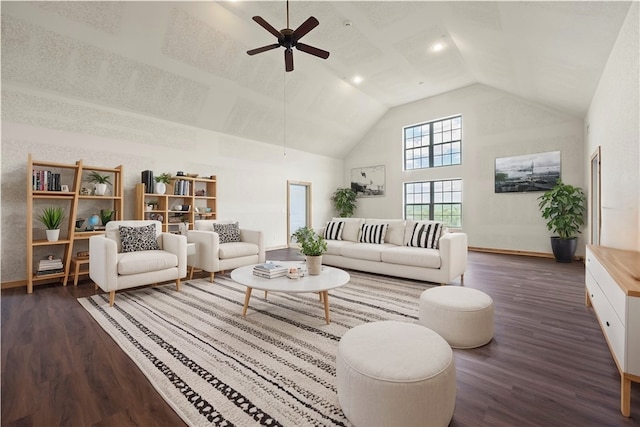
[46,229,60,242]
[306,255,323,275]
[94,183,107,196]
[155,182,167,194]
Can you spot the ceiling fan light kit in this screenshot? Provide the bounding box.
[247,1,330,72]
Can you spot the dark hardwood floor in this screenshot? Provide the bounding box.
[2,250,639,426]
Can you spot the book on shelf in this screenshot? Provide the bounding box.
[38,258,63,270]
[36,268,64,276]
[32,170,62,191]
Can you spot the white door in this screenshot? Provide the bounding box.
[288,181,311,245]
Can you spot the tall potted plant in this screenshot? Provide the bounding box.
[154,173,171,194]
[332,187,357,218]
[86,171,111,196]
[537,179,586,263]
[292,226,327,275]
[37,206,65,242]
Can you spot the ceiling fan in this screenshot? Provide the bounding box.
[246,1,330,72]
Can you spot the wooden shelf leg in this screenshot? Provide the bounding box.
[621,374,631,417]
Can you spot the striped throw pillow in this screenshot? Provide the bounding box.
[407,222,443,249]
[324,221,344,240]
[359,223,388,244]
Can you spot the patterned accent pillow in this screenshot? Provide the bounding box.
[323,221,344,240]
[407,221,443,249]
[359,223,388,244]
[119,224,160,253]
[213,222,241,244]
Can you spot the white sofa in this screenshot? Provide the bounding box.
[320,218,467,284]
[187,220,265,282]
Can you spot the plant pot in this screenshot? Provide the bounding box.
[46,229,60,242]
[155,182,167,194]
[306,255,323,275]
[94,183,107,196]
[100,210,114,226]
[550,237,577,263]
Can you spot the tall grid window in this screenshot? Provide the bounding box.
[404,116,462,170]
[404,179,462,227]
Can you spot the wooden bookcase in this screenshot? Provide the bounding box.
[26,154,123,293]
[135,175,217,233]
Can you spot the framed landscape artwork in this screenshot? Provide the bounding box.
[495,151,561,193]
[351,165,385,197]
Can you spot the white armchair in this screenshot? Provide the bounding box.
[187,220,265,282]
[89,220,187,306]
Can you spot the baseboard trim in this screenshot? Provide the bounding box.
[469,246,583,261]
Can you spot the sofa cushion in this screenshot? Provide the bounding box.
[119,224,160,253]
[219,242,258,260]
[365,219,405,246]
[117,250,177,275]
[359,223,388,244]
[324,220,345,240]
[325,240,355,256]
[382,246,442,269]
[213,222,241,243]
[404,221,444,249]
[341,243,392,262]
[334,217,364,242]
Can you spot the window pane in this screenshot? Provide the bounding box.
[434,133,442,144]
[452,116,461,129]
[452,129,461,140]
[442,120,451,131]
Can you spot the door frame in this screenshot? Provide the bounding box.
[287,180,312,247]
[589,146,601,245]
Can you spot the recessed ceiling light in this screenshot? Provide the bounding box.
[432,42,445,52]
[352,75,363,85]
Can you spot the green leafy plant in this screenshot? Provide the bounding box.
[331,187,357,218]
[292,226,327,256]
[37,206,65,230]
[537,179,586,240]
[86,171,111,185]
[155,173,172,184]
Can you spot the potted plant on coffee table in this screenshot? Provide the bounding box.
[292,226,328,275]
[37,206,65,242]
[537,179,586,263]
[331,187,357,218]
[86,171,111,196]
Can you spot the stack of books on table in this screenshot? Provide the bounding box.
[253,262,288,279]
[36,258,64,276]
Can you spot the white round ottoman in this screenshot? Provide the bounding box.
[419,286,494,349]
[337,321,456,427]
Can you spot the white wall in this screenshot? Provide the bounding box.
[344,83,586,255]
[585,2,639,252]
[1,112,342,283]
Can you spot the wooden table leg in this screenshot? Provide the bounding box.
[242,287,253,317]
[322,291,330,324]
[621,374,631,417]
[74,260,81,286]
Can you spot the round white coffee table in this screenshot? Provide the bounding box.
[231,262,350,324]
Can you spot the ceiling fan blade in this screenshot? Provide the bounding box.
[252,16,283,40]
[296,42,330,59]
[292,16,319,42]
[285,49,294,72]
[247,44,281,56]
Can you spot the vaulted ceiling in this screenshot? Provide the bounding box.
[1,1,632,158]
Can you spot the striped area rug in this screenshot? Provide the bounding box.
[78,271,432,427]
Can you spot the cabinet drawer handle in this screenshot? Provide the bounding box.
[591,294,594,298]
[606,321,610,327]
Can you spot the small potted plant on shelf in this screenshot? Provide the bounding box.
[37,206,65,242]
[86,171,111,196]
[292,226,327,275]
[331,187,358,218]
[154,173,172,194]
[537,179,586,263]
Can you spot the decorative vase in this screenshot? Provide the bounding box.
[45,229,60,242]
[100,209,114,226]
[155,182,167,194]
[306,255,323,275]
[550,237,577,263]
[94,183,107,196]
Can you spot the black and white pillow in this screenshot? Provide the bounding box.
[324,221,344,240]
[407,222,443,249]
[119,224,160,253]
[359,223,388,244]
[213,222,241,244]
